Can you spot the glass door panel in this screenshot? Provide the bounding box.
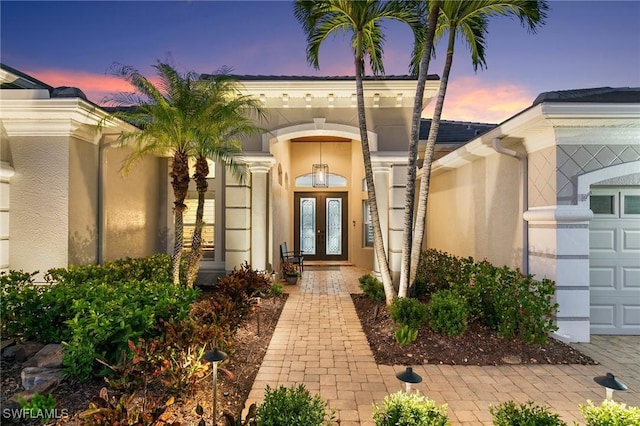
[300,197,316,255]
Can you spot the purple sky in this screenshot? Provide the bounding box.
[2,0,639,123]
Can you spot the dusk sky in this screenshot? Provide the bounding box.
[2,1,639,124]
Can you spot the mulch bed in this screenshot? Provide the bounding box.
[351,294,597,366]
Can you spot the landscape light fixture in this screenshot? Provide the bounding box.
[312,142,328,188]
[204,348,228,423]
[396,366,422,393]
[593,372,628,401]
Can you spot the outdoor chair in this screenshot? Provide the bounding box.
[280,242,304,275]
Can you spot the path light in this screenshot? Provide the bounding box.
[396,366,422,393]
[254,296,262,336]
[594,372,628,401]
[204,348,228,423]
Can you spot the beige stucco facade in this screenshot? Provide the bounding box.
[0,74,167,279]
[2,65,638,341]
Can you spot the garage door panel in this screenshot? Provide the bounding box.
[590,267,615,288]
[622,305,640,327]
[590,229,616,251]
[623,268,640,288]
[622,230,640,250]
[590,304,615,328]
[590,186,640,335]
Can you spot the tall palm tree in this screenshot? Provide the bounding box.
[294,0,418,304]
[398,0,440,298]
[185,74,265,287]
[407,0,548,291]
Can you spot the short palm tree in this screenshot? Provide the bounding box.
[185,74,265,287]
[407,0,548,291]
[294,0,419,304]
[106,62,254,286]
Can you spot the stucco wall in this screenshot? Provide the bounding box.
[8,135,70,277]
[69,136,98,265]
[103,146,167,261]
[427,151,523,269]
[270,140,291,272]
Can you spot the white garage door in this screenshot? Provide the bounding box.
[589,187,640,335]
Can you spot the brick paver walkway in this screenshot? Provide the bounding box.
[245,266,639,425]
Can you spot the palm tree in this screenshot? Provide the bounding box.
[407,0,548,292]
[398,0,441,298]
[105,62,228,285]
[294,0,419,304]
[185,74,265,287]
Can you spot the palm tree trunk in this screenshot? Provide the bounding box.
[170,150,190,286]
[409,26,456,291]
[399,0,441,298]
[354,52,395,304]
[186,156,209,288]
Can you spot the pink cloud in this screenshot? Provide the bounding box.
[422,76,534,124]
[23,68,169,105]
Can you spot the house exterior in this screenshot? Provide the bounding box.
[1,63,638,341]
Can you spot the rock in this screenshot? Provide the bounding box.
[501,355,522,365]
[23,344,63,368]
[20,367,63,390]
[2,342,44,362]
[8,379,59,405]
[1,339,16,354]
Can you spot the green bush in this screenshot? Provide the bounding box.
[255,384,334,426]
[490,400,566,426]
[427,289,469,337]
[359,273,385,302]
[390,297,428,330]
[373,391,449,426]
[413,249,476,297]
[1,270,47,340]
[415,250,558,344]
[63,279,198,380]
[579,400,640,426]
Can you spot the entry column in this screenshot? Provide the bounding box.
[524,205,594,342]
[249,162,273,270]
[371,162,391,279]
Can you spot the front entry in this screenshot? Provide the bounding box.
[294,192,348,261]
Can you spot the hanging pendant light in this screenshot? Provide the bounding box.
[312,141,329,188]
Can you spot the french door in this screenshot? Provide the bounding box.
[294,192,348,261]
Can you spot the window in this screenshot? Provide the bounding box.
[363,200,373,247]
[623,195,640,215]
[183,195,215,259]
[590,195,615,215]
[295,173,347,187]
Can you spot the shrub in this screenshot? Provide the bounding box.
[390,297,428,330]
[413,249,475,297]
[579,400,640,426]
[427,289,469,336]
[63,279,198,380]
[373,391,449,426]
[359,273,385,302]
[490,400,566,426]
[1,270,47,340]
[415,250,558,344]
[255,384,334,426]
[271,281,283,296]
